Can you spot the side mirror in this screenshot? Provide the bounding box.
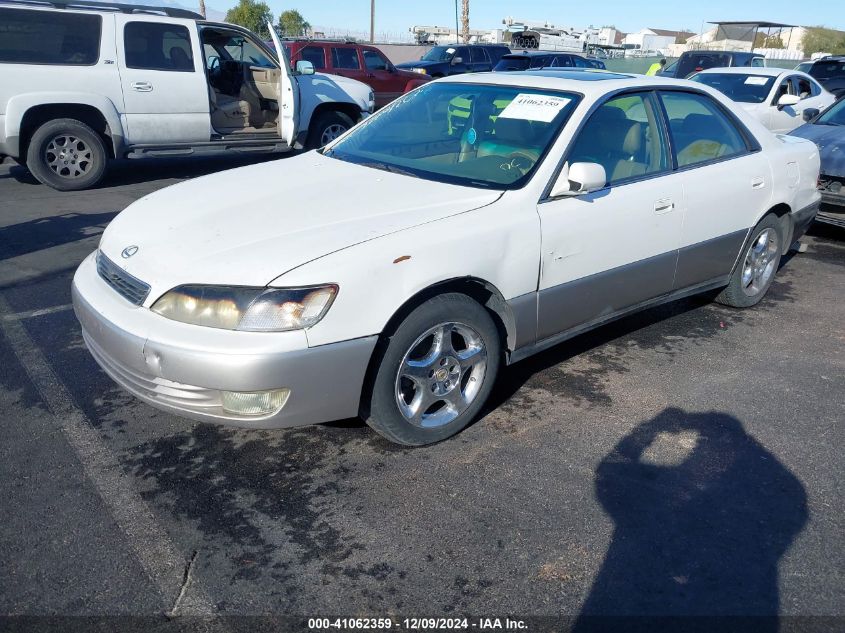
[777,93,800,110]
[295,60,315,75]
[550,162,607,197]
[452,56,463,64]
[803,107,820,122]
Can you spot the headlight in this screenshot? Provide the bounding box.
[367,90,375,113]
[412,68,427,75]
[151,284,338,331]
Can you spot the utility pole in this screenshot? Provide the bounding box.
[198,0,205,18]
[461,0,469,43]
[370,0,375,44]
[454,0,459,44]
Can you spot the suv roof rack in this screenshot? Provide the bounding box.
[0,0,203,19]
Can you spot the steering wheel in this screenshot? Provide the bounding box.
[500,152,535,176]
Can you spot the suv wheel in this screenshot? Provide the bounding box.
[306,110,354,149]
[363,293,501,446]
[26,118,108,191]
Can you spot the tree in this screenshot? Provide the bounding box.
[801,26,845,56]
[224,0,273,39]
[278,10,310,37]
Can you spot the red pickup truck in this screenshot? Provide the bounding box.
[283,40,431,108]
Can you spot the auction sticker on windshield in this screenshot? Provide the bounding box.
[499,93,572,122]
[744,76,769,85]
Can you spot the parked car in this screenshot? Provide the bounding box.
[0,0,374,190]
[691,67,835,133]
[395,44,511,77]
[493,51,606,71]
[283,40,430,109]
[659,51,765,79]
[73,71,820,446]
[795,56,845,96]
[790,95,845,227]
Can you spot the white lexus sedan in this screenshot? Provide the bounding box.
[691,67,835,133]
[73,70,821,446]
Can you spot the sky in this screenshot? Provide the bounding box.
[240,0,844,36]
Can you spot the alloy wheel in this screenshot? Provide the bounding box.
[740,228,779,296]
[395,322,487,428]
[45,135,93,179]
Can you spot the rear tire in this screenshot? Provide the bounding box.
[26,118,107,191]
[306,110,355,149]
[363,293,501,446]
[716,214,783,308]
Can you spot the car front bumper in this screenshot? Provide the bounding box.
[72,252,377,429]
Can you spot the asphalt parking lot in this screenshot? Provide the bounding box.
[1,156,843,631]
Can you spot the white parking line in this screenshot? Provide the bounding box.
[0,294,218,616]
[1,303,73,321]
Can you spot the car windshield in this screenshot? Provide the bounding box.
[692,73,776,103]
[494,56,531,71]
[816,98,845,126]
[421,46,457,62]
[324,82,580,189]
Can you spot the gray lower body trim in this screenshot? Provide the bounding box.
[509,276,729,365]
[507,291,538,351]
[674,229,748,290]
[536,250,677,342]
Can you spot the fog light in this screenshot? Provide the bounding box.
[221,389,290,416]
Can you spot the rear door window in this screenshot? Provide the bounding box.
[660,91,748,168]
[553,55,574,67]
[331,47,360,69]
[469,47,488,64]
[0,8,101,65]
[124,22,194,71]
[300,45,326,70]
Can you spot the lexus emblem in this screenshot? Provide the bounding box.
[121,245,139,259]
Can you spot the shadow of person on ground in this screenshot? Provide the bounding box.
[573,408,808,633]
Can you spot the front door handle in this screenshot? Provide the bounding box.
[131,81,153,92]
[654,198,674,214]
[751,177,766,189]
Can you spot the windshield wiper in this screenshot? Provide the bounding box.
[356,161,421,178]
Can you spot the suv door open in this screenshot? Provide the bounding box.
[267,23,299,146]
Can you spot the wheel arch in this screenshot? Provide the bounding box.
[357,276,517,418]
[759,202,793,254]
[7,95,125,159]
[309,101,363,128]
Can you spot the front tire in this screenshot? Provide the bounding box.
[716,214,783,308]
[363,293,501,446]
[26,118,107,191]
[306,110,355,150]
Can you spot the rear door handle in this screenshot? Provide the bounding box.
[131,81,153,92]
[751,177,766,189]
[654,198,674,214]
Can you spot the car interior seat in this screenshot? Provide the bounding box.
[169,46,192,71]
[675,113,730,165]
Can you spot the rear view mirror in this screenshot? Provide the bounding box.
[777,93,801,110]
[550,162,607,197]
[803,107,820,122]
[296,60,315,75]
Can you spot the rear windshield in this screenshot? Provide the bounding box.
[692,73,776,103]
[494,56,531,71]
[677,53,732,79]
[809,60,845,80]
[0,8,101,65]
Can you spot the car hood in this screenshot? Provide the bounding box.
[396,60,442,70]
[789,123,845,177]
[98,153,501,301]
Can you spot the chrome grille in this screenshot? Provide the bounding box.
[96,251,150,306]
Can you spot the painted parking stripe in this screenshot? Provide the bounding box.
[1,303,73,321]
[0,294,217,617]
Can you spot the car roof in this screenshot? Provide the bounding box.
[439,70,710,97]
[697,67,787,77]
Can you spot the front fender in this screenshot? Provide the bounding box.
[271,198,541,349]
[4,92,125,158]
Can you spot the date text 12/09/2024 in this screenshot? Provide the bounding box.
[308,618,528,630]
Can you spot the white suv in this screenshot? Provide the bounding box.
[0,0,374,190]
